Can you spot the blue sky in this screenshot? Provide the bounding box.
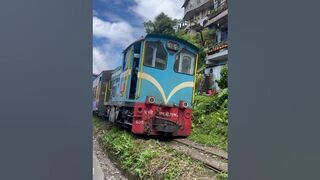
[93,0,184,74]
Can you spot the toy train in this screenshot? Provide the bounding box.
[93,34,199,136]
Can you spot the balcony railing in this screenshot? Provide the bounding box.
[184,0,211,14]
[206,41,228,55]
[207,1,228,20]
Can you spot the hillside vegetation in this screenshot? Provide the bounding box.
[189,65,228,150]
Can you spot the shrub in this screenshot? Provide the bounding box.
[216,65,228,89]
[191,81,228,150]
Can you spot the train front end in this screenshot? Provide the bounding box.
[132,34,198,136]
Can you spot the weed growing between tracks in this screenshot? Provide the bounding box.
[217,172,228,180]
[93,117,213,179]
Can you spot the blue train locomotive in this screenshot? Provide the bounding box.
[93,34,199,136]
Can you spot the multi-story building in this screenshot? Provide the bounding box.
[173,19,188,32]
[182,0,228,92]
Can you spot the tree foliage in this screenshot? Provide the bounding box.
[191,65,228,150]
[175,29,201,47]
[143,12,217,76]
[190,88,228,150]
[144,12,177,36]
[175,28,215,72]
[143,12,218,70]
[216,65,228,89]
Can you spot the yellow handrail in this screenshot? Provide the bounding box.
[192,54,199,104]
[96,82,100,103]
[104,83,108,103]
[137,41,146,98]
[108,81,112,90]
[123,48,132,97]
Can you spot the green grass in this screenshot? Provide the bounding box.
[93,116,104,129]
[188,92,229,178]
[93,117,213,179]
[217,172,228,180]
[189,90,228,151]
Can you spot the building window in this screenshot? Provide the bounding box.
[174,49,196,75]
[144,41,167,70]
[221,28,228,42]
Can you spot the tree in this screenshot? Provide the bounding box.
[175,28,215,71]
[175,29,201,47]
[216,65,228,89]
[144,12,177,35]
[143,12,218,85]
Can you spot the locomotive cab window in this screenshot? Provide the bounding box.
[174,49,196,75]
[123,49,131,70]
[144,41,167,70]
[122,52,126,70]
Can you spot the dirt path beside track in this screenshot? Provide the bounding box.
[93,138,127,180]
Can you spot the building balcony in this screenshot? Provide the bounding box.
[206,49,228,65]
[206,41,228,55]
[207,1,228,19]
[204,41,228,66]
[204,2,228,27]
[183,0,214,21]
[185,16,208,30]
[184,0,210,14]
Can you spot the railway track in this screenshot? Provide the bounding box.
[167,138,228,173]
[173,138,228,159]
[96,118,228,173]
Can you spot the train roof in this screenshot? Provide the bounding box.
[123,33,199,53]
[93,70,113,80]
[111,66,121,73]
[97,70,113,76]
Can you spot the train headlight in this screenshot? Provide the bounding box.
[179,101,188,109]
[146,96,155,104]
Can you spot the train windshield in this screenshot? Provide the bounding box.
[174,49,195,75]
[144,41,167,70]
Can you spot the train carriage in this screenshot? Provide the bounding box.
[92,70,113,116]
[96,34,199,137]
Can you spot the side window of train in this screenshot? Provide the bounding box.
[144,41,167,70]
[123,51,128,71]
[123,48,132,71]
[174,49,196,75]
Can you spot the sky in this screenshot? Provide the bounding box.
[93,0,185,74]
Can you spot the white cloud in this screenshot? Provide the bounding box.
[93,47,108,74]
[102,13,124,22]
[93,1,185,74]
[93,16,135,47]
[93,43,125,74]
[131,0,184,21]
[93,16,140,74]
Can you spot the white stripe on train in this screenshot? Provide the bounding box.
[137,72,193,105]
